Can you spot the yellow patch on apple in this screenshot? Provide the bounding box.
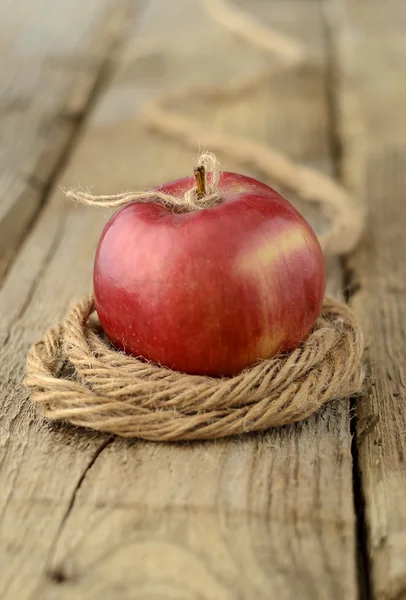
[238,226,310,275]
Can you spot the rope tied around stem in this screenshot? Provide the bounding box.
[67,153,223,213]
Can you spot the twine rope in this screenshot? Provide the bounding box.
[67,0,365,257]
[67,153,222,213]
[25,296,364,442]
[141,0,365,257]
[24,0,366,440]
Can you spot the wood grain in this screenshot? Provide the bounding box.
[329,1,406,598]
[0,0,136,280]
[0,1,358,598]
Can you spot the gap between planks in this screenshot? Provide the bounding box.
[321,2,371,598]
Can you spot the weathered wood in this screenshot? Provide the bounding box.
[329,1,406,598]
[0,1,357,598]
[0,0,135,279]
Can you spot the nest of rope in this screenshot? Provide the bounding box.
[24,295,364,442]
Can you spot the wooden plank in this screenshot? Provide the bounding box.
[0,0,136,280]
[327,1,406,598]
[0,1,357,598]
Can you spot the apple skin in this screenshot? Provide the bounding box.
[93,172,325,377]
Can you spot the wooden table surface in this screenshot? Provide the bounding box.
[1,1,405,598]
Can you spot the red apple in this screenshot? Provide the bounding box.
[93,170,325,376]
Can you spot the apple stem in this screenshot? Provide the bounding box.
[194,165,206,199]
